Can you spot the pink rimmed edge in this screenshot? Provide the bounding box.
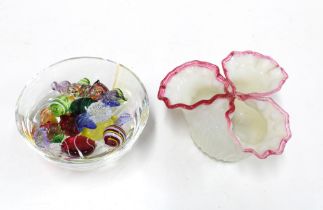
[221,50,288,97]
[158,54,291,159]
[157,60,231,110]
[225,96,292,159]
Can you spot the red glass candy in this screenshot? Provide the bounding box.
[89,80,108,100]
[59,114,79,136]
[61,136,96,157]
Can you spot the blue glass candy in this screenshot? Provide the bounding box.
[76,113,97,132]
[101,88,127,107]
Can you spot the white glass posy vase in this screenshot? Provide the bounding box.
[158,51,291,162]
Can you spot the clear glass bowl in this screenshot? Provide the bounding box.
[15,57,149,169]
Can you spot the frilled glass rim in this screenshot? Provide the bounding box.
[158,51,291,159]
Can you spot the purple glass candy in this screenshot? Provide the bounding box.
[33,127,50,148]
[51,81,71,93]
[116,113,131,126]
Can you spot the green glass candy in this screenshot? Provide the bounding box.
[52,133,65,143]
[114,88,127,102]
[49,95,72,117]
[70,97,96,115]
[78,78,91,86]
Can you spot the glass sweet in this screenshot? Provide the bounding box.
[16,57,149,169]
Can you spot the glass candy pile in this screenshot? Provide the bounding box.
[31,78,134,159]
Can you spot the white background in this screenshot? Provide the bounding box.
[1,0,322,209]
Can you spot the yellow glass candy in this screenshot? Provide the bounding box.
[40,108,57,125]
[81,116,118,140]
